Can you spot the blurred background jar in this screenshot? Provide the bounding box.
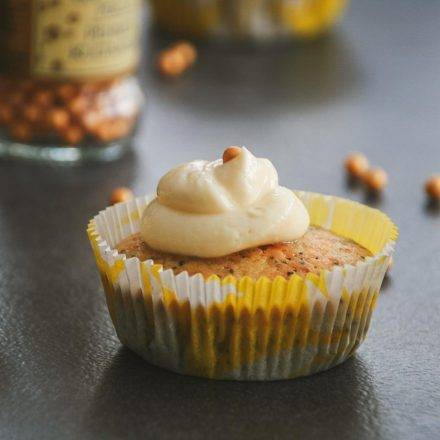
[149,0,349,41]
[0,0,144,163]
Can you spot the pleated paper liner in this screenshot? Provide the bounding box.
[87,191,397,380]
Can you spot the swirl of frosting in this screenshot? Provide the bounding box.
[141,147,310,258]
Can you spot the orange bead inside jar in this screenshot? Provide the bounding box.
[0,76,141,147]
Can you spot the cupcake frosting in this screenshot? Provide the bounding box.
[141,147,310,258]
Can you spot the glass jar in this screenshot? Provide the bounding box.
[0,0,144,163]
[149,0,349,41]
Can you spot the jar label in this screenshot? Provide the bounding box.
[0,0,142,79]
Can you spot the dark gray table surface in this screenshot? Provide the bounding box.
[1,1,439,439]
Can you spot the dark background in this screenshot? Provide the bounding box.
[1,0,439,439]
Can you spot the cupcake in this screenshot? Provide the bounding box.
[149,0,349,41]
[151,0,348,41]
[88,147,397,380]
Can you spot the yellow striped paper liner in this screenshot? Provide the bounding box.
[87,191,397,380]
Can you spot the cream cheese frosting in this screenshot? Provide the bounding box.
[140,147,310,257]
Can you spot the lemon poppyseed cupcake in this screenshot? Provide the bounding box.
[88,147,397,380]
[149,0,349,40]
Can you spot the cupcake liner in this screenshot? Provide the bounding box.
[149,0,349,40]
[87,191,397,380]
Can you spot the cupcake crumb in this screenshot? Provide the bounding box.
[116,226,371,279]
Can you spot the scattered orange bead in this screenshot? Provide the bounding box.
[157,41,197,78]
[109,187,134,205]
[223,146,242,163]
[157,51,186,78]
[175,41,197,65]
[344,153,369,179]
[363,168,388,192]
[425,175,440,200]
